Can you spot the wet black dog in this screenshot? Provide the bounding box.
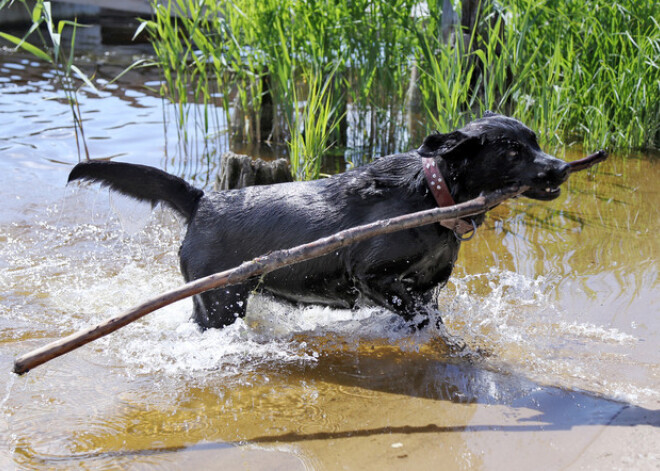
[69,113,569,330]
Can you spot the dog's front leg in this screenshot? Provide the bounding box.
[353,274,437,328]
[390,292,468,354]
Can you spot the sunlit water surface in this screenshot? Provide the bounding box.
[0,50,658,470]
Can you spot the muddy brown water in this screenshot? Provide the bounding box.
[0,51,658,470]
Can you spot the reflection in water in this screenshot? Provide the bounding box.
[7,339,658,469]
[0,51,658,469]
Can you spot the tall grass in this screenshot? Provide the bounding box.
[3,0,657,171]
[2,0,658,173]
[142,0,659,176]
[504,0,660,150]
[144,0,424,178]
[145,0,232,164]
[288,65,345,180]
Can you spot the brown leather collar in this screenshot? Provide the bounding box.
[422,157,476,238]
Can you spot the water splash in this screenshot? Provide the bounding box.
[2,188,655,404]
[439,269,652,403]
[81,263,651,405]
[1,373,16,412]
[0,373,17,458]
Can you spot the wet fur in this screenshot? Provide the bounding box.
[69,114,570,329]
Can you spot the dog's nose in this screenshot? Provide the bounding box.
[536,159,570,185]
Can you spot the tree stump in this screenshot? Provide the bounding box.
[216,152,293,190]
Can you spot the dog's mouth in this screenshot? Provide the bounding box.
[522,186,562,201]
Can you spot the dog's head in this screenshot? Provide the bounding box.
[418,113,570,201]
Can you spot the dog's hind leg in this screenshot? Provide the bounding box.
[180,253,257,329]
[190,284,253,330]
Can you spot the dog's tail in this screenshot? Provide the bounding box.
[68,161,204,222]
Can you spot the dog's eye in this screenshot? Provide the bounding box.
[507,150,518,158]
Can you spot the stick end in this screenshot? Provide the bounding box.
[13,359,30,376]
[594,149,608,162]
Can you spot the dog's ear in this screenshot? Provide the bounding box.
[418,131,480,159]
[483,110,499,118]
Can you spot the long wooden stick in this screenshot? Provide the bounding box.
[12,150,607,375]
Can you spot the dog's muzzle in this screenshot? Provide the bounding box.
[523,158,570,201]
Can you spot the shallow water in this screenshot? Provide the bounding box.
[0,48,659,470]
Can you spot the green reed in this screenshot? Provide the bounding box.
[0,0,98,159]
[143,0,658,179]
[288,65,345,181]
[507,0,660,150]
[143,0,231,164]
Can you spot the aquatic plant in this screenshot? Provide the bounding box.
[503,0,660,150]
[0,0,97,159]
[1,0,610,175]
[3,0,658,171]
[143,0,424,178]
[145,0,658,170]
[141,0,230,165]
[288,65,345,181]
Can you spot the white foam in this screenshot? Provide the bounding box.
[101,293,424,378]
[553,321,638,344]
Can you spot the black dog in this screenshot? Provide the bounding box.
[69,113,570,330]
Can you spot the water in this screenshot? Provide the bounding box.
[0,49,659,470]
